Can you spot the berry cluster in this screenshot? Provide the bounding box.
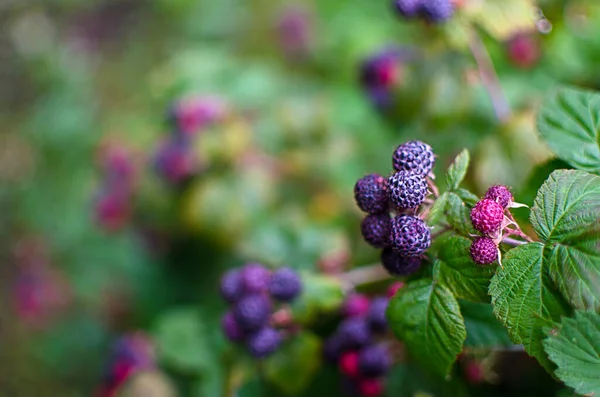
[97,333,156,397]
[277,5,314,61]
[354,141,434,275]
[324,291,398,397]
[359,48,407,108]
[220,263,302,358]
[394,0,454,23]
[154,95,227,184]
[469,185,515,265]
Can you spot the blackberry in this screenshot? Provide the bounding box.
[233,294,271,332]
[342,294,371,318]
[323,334,345,364]
[361,213,392,248]
[390,215,431,257]
[358,345,391,377]
[392,140,435,176]
[339,351,360,377]
[222,311,245,343]
[220,269,243,303]
[470,199,504,235]
[367,297,388,333]
[246,327,281,358]
[388,171,428,209]
[420,0,454,23]
[470,237,498,265]
[394,0,423,18]
[381,247,422,276]
[354,174,389,214]
[241,263,271,294]
[358,377,384,397]
[338,317,372,349]
[268,267,302,302]
[484,185,513,209]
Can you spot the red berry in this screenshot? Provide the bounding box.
[507,33,541,69]
[358,378,384,397]
[470,199,504,235]
[339,351,360,377]
[387,282,405,298]
[343,294,371,318]
[470,237,498,265]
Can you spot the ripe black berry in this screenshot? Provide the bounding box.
[367,297,388,333]
[338,317,372,349]
[222,311,245,343]
[220,269,243,303]
[268,267,302,302]
[388,170,428,209]
[358,344,391,377]
[354,174,389,214]
[381,247,422,275]
[470,237,498,265]
[392,140,435,176]
[361,213,392,248]
[390,215,431,257]
[246,327,281,358]
[233,294,271,332]
[484,185,513,209]
[241,263,271,293]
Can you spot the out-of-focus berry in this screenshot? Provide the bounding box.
[381,247,422,276]
[246,327,281,358]
[339,351,360,377]
[233,294,271,332]
[507,33,541,69]
[367,297,388,333]
[222,311,246,343]
[241,263,271,294]
[268,267,302,302]
[342,294,371,318]
[220,269,243,303]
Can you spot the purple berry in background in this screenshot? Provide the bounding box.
[420,0,454,22]
[168,95,227,138]
[323,334,345,364]
[241,263,271,293]
[394,0,423,18]
[246,327,281,358]
[111,333,155,369]
[361,213,392,248]
[470,237,498,265]
[484,185,514,209]
[390,215,431,257]
[388,170,428,209]
[367,297,388,333]
[268,267,302,302]
[222,311,245,343]
[220,269,243,303]
[153,138,196,183]
[358,344,392,377]
[338,317,372,349]
[95,189,131,232]
[507,33,541,69]
[342,293,371,318]
[233,294,271,332]
[354,173,389,214]
[381,247,422,276]
[392,140,435,176]
[360,49,403,89]
[277,5,314,60]
[470,199,504,235]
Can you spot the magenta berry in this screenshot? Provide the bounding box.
[358,344,391,377]
[153,138,196,183]
[246,327,281,358]
[339,351,360,377]
[392,140,435,176]
[380,247,421,276]
[470,237,498,265]
[268,267,302,302]
[220,269,243,303]
[470,199,504,235]
[241,263,271,294]
[222,311,246,342]
[354,174,389,214]
[342,294,371,318]
[233,294,271,332]
[388,170,428,209]
[507,33,541,69]
[367,297,388,333]
[361,213,392,248]
[358,378,384,397]
[484,185,513,209]
[390,215,431,257]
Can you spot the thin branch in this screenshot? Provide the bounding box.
[468,30,512,123]
[501,237,527,246]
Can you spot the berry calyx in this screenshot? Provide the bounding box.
[339,351,360,377]
[470,237,498,265]
[268,267,302,302]
[381,247,422,275]
[390,215,431,257]
[354,174,389,214]
[358,344,391,377]
[387,171,428,210]
[470,199,504,235]
[392,140,435,176]
[246,327,281,358]
[361,213,392,248]
[484,185,513,209]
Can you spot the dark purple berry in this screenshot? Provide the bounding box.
[381,247,422,276]
[358,344,391,377]
[470,237,498,265]
[420,0,454,22]
[361,213,392,248]
[222,311,245,343]
[470,199,504,235]
[367,297,388,333]
[388,171,428,209]
[220,269,243,303]
[390,215,431,257]
[392,140,435,176]
[268,267,302,302]
[233,294,271,332]
[394,0,423,18]
[323,334,345,364]
[338,317,372,349]
[354,174,389,214]
[484,185,513,209]
[246,327,281,358]
[360,49,402,89]
[241,263,271,294]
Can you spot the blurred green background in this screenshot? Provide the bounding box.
[0,0,599,395]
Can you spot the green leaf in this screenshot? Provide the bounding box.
[446,149,470,190]
[445,192,477,237]
[428,192,449,225]
[459,301,512,348]
[264,332,322,395]
[152,308,209,374]
[435,235,495,303]
[387,279,466,376]
[543,311,600,396]
[489,243,570,372]
[530,170,600,311]
[537,87,600,173]
[290,273,344,325]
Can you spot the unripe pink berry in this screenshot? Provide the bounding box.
[470,199,504,235]
[470,237,498,265]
